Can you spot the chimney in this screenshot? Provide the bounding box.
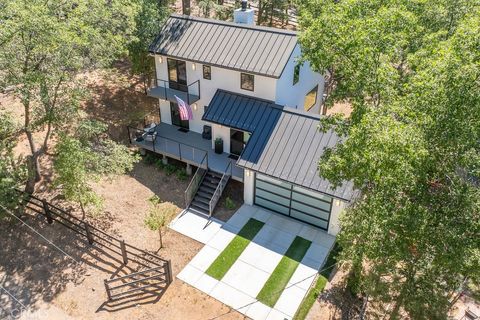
[234,0,255,25]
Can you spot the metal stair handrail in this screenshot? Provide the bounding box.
[208,160,233,216]
[184,153,208,208]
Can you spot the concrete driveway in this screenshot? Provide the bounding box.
[171,205,335,320]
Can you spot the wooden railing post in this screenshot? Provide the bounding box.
[166,260,173,284]
[42,200,53,224]
[84,222,94,245]
[120,240,128,265]
[104,279,112,301]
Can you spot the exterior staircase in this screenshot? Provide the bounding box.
[189,170,224,215]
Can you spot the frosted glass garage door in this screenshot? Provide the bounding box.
[254,174,333,230]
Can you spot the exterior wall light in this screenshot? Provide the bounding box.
[158,56,163,63]
[245,170,251,177]
[335,199,341,206]
[192,63,196,70]
[192,103,197,111]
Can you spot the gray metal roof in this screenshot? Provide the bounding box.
[203,90,356,201]
[149,14,298,78]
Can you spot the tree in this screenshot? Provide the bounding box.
[144,196,177,249]
[299,0,480,318]
[0,0,138,193]
[54,120,139,219]
[0,113,27,215]
[128,0,170,91]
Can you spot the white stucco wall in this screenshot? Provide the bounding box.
[328,199,346,236]
[275,45,325,114]
[154,54,277,139]
[243,170,255,205]
[211,124,231,153]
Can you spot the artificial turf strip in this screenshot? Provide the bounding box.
[206,218,265,280]
[293,243,341,320]
[256,236,312,307]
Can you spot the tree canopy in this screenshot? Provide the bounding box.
[0,0,139,192]
[54,120,139,218]
[299,0,480,318]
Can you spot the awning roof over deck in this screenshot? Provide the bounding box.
[203,90,356,201]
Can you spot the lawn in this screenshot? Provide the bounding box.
[256,236,312,307]
[293,243,341,320]
[206,218,265,280]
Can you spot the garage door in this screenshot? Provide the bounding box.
[254,174,332,230]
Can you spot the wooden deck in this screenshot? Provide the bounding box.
[131,123,244,182]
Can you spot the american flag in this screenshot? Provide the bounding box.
[174,95,193,121]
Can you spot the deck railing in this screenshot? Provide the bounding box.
[149,79,200,104]
[209,160,233,216]
[127,125,209,168]
[184,153,208,208]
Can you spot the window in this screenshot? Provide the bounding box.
[293,64,300,85]
[203,65,211,80]
[241,73,254,91]
[304,85,318,111]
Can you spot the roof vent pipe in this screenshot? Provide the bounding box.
[241,0,247,11]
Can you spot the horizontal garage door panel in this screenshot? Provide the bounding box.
[255,196,290,215]
[254,174,332,230]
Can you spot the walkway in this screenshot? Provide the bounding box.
[170,205,335,320]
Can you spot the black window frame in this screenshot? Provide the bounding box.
[240,73,254,91]
[203,65,211,80]
[304,85,318,111]
[293,64,300,85]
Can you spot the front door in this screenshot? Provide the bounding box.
[167,58,187,92]
[230,129,250,156]
[170,102,189,129]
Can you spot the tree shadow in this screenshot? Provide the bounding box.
[0,208,168,316]
[81,60,158,144]
[128,159,190,209]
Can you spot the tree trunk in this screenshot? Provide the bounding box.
[24,102,41,193]
[80,201,86,220]
[158,228,163,249]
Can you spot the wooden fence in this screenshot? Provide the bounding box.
[16,190,173,301]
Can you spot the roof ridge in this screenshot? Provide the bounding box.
[169,14,298,36]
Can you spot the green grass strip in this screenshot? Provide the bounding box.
[206,218,264,280]
[293,243,341,320]
[256,236,312,307]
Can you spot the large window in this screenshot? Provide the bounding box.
[254,174,333,230]
[293,64,300,85]
[203,65,211,80]
[304,85,318,111]
[241,73,254,91]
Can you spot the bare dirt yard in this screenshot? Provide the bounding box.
[0,62,244,320]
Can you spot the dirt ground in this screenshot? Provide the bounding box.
[0,62,245,320]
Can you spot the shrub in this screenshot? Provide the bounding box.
[176,169,188,181]
[144,153,157,165]
[164,164,177,176]
[155,158,165,170]
[225,196,236,210]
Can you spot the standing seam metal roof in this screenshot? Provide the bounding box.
[149,14,298,78]
[202,90,356,201]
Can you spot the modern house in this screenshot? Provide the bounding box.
[129,7,355,236]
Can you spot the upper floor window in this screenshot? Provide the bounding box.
[241,73,254,91]
[203,65,211,80]
[293,64,300,85]
[304,85,318,111]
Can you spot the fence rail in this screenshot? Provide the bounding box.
[14,189,172,301]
